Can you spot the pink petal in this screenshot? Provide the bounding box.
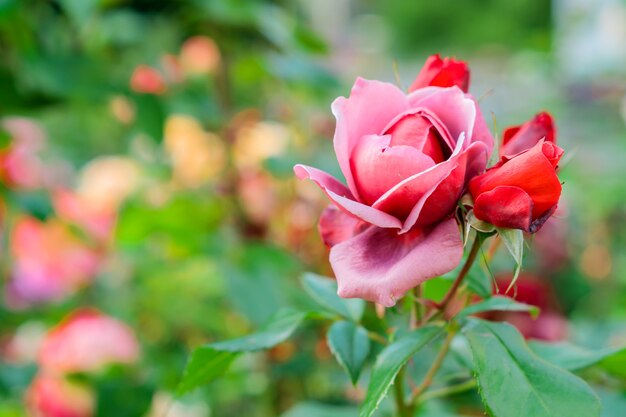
[350,134,436,205]
[331,218,463,307]
[294,164,402,229]
[371,139,488,231]
[318,205,366,247]
[407,87,478,148]
[332,78,409,198]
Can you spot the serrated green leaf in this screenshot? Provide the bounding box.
[327,321,370,385]
[464,319,601,417]
[302,273,365,322]
[496,227,524,289]
[530,341,626,372]
[177,310,309,395]
[360,325,441,417]
[456,295,539,320]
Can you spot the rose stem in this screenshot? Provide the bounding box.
[409,326,457,405]
[418,378,476,403]
[393,367,412,417]
[428,235,484,321]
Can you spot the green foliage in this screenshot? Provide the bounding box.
[530,341,626,373]
[302,273,365,322]
[464,319,601,417]
[178,310,310,395]
[456,295,539,320]
[360,326,441,417]
[326,321,371,385]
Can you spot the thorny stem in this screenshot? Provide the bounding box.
[409,326,457,404]
[425,236,483,321]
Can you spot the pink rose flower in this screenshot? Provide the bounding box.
[5,217,101,307]
[26,373,95,417]
[52,189,117,242]
[295,70,493,306]
[38,309,139,374]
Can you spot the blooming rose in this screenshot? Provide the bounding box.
[38,309,139,374]
[409,54,470,93]
[295,60,493,306]
[500,112,555,157]
[470,134,563,233]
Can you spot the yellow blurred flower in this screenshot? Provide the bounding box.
[77,156,141,211]
[233,121,290,169]
[164,115,226,187]
[108,95,135,125]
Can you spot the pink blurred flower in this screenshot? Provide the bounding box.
[6,217,101,307]
[38,309,139,374]
[26,373,94,417]
[52,189,117,242]
[130,65,166,95]
[0,117,46,189]
[179,36,220,75]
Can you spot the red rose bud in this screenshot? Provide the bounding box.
[408,54,470,93]
[469,140,563,233]
[500,112,556,157]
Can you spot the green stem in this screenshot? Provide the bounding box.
[425,236,483,322]
[419,379,476,403]
[393,367,412,417]
[409,327,457,404]
[367,331,389,345]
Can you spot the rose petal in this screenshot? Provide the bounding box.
[408,54,470,93]
[371,138,489,231]
[318,205,366,247]
[469,141,562,219]
[501,112,555,157]
[294,164,402,229]
[473,185,534,231]
[332,78,409,198]
[350,135,436,205]
[331,217,463,307]
[407,87,479,149]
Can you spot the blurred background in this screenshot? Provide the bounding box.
[0,0,625,416]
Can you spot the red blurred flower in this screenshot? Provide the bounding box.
[38,309,139,374]
[0,117,46,189]
[489,274,568,341]
[408,54,470,93]
[469,140,563,233]
[130,65,166,95]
